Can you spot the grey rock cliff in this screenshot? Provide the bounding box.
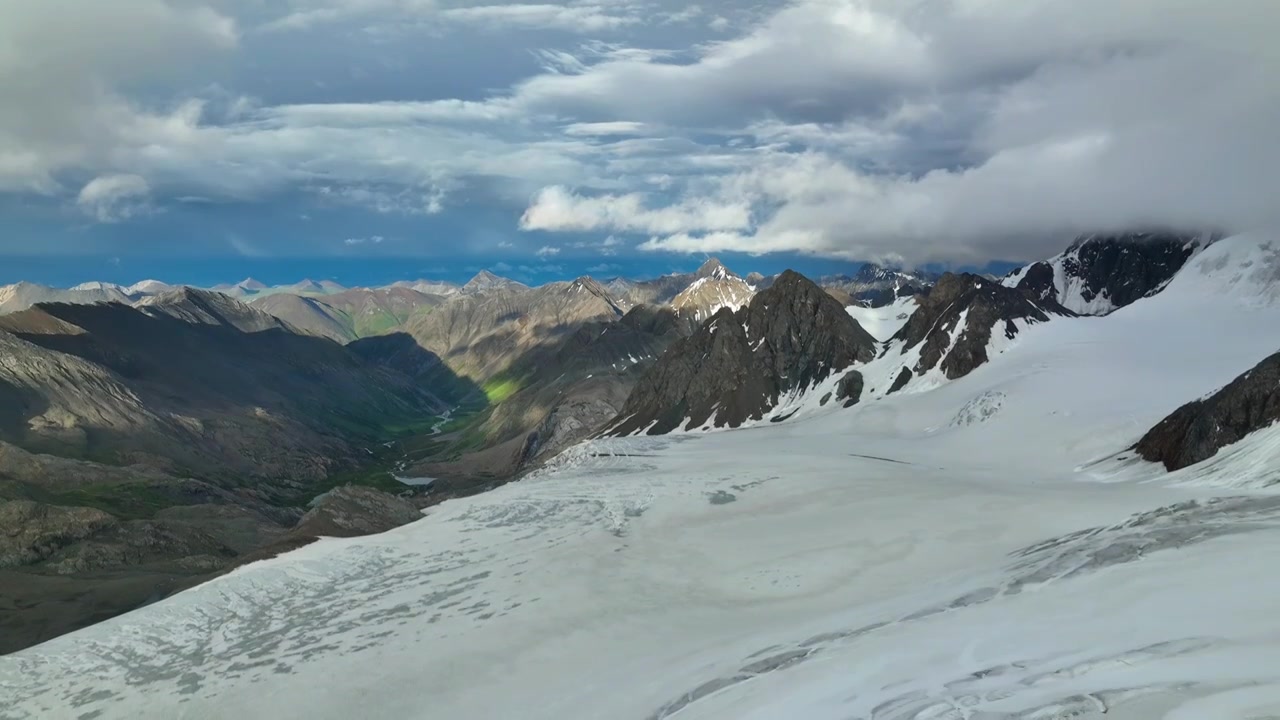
[1136,349,1280,471]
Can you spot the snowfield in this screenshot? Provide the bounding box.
[4,234,1280,719]
[846,296,918,341]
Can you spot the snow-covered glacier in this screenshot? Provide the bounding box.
[5,234,1280,719]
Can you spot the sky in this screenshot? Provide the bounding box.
[1,0,1276,286]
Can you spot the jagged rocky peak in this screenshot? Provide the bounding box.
[885,272,1072,389]
[569,275,608,294]
[743,270,878,373]
[609,270,877,435]
[1004,231,1213,315]
[564,275,626,316]
[1135,349,1280,472]
[695,257,735,280]
[672,259,755,323]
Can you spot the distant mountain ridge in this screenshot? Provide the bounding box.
[0,258,946,316]
[610,271,877,435]
[1,226,1265,659]
[819,263,941,308]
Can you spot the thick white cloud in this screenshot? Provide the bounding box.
[517,0,1280,263]
[0,1,236,193]
[76,174,152,223]
[520,185,751,235]
[2,0,1277,264]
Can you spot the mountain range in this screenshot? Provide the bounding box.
[6,228,1280,717]
[6,228,1272,664]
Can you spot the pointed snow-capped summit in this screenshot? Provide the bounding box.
[610,270,877,435]
[672,260,754,323]
[695,257,735,280]
[1002,231,1214,315]
[236,278,268,291]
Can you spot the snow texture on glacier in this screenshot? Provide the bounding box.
[4,234,1280,719]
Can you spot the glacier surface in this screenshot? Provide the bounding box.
[4,235,1280,719]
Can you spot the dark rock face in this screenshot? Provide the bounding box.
[820,264,939,308]
[1007,232,1209,314]
[1135,350,1280,471]
[294,486,423,538]
[609,308,766,434]
[893,273,1073,381]
[835,370,864,408]
[610,271,877,435]
[1015,262,1058,302]
[887,367,912,394]
[744,271,878,386]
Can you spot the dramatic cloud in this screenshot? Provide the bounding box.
[0,1,236,193]
[520,186,751,235]
[76,174,152,223]
[2,0,1277,265]
[518,0,1280,263]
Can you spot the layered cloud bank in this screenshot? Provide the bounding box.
[1,0,1276,263]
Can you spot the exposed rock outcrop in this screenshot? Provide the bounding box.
[835,370,864,407]
[820,264,939,308]
[1135,350,1280,471]
[890,273,1073,388]
[0,501,116,569]
[610,271,877,435]
[1003,232,1212,315]
[294,485,423,538]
